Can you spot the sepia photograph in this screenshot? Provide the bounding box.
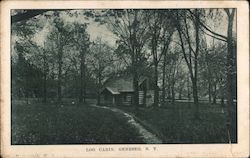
[1,1,249,158]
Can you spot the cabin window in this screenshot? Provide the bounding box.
[146,95,152,98]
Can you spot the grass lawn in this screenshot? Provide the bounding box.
[117,102,235,144]
[11,100,144,144]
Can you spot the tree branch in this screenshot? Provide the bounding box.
[11,10,48,23]
[187,10,228,41]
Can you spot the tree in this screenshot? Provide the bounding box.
[11,15,45,101]
[24,40,52,103]
[11,10,48,23]
[30,41,50,103]
[199,39,227,105]
[12,41,44,102]
[174,9,202,119]
[161,30,175,105]
[105,9,150,109]
[165,50,183,103]
[146,10,174,107]
[189,8,236,141]
[224,8,237,143]
[87,38,115,105]
[47,13,74,103]
[72,23,90,103]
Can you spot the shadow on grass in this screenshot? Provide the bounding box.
[11,100,145,144]
[117,102,236,144]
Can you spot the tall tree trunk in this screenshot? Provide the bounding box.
[97,67,101,105]
[213,83,217,104]
[79,52,85,103]
[25,70,29,104]
[161,30,173,106]
[221,96,225,107]
[57,49,63,103]
[83,66,86,103]
[187,76,191,100]
[178,86,183,100]
[79,60,83,103]
[132,11,139,110]
[171,84,175,103]
[42,52,47,103]
[162,53,167,106]
[132,52,139,109]
[153,62,159,107]
[168,84,171,99]
[208,78,212,104]
[151,13,160,108]
[133,70,139,109]
[192,77,199,118]
[193,10,200,119]
[43,73,47,103]
[225,8,236,143]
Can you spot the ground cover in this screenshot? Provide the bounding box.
[11,100,145,144]
[117,102,235,143]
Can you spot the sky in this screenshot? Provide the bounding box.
[32,10,117,48]
[31,9,235,49]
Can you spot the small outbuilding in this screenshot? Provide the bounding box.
[100,75,154,106]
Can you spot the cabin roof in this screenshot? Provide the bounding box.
[101,75,147,94]
[106,87,120,94]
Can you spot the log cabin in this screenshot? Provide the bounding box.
[100,75,155,107]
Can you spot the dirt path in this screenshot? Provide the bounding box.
[90,104,162,144]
